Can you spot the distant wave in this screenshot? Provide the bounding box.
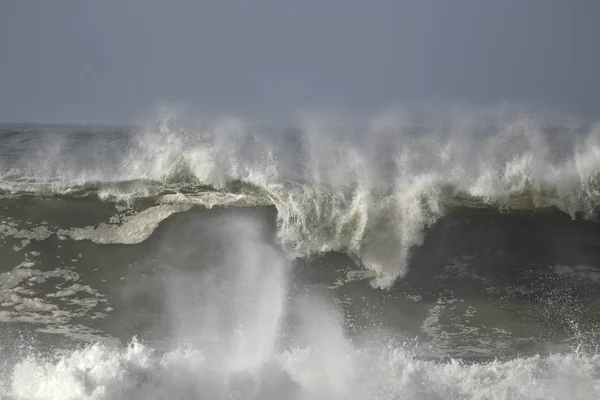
[1,107,600,287]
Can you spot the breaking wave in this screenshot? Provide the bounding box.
[2,106,600,287]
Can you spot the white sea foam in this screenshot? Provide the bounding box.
[0,204,190,249]
[159,192,269,208]
[3,338,599,400]
[0,257,109,340]
[0,222,52,249]
[57,204,191,245]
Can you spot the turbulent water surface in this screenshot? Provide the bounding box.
[1,110,600,399]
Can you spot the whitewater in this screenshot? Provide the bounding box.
[1,106,600,399]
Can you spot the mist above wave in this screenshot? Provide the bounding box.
[1,105,600,287]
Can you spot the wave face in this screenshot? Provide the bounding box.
[1,107,600,286]
[2,211,600,400]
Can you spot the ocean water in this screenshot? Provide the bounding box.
[1,109,600,399]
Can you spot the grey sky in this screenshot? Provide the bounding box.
[1,0,598,123]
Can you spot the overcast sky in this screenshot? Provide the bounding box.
[1,0,599,123]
